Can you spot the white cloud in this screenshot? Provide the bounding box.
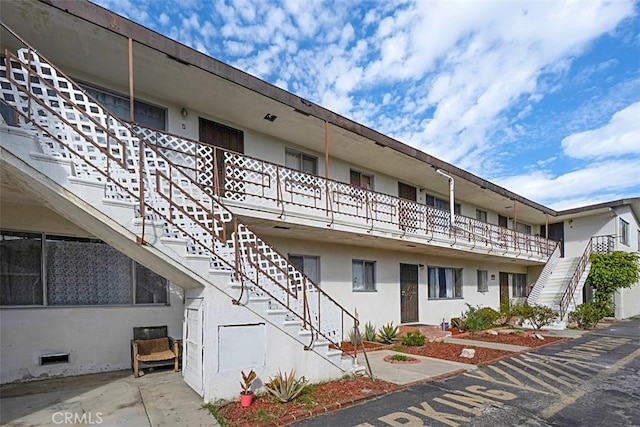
[495,159,640,206]
[561,102,640,159]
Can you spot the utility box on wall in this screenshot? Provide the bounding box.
[218,323,266,371]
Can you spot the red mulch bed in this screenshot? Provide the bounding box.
[447,327,465,336]
[458,331,566,347]
[215,376,399,427]
[396,341,514,365]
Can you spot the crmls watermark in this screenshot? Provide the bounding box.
[52,412,103,425]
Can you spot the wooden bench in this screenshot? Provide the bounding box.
[131,326,180,378]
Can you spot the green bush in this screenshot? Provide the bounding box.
[517,304,558,330]
[402,331,426,346]
[364,321,377,341]
[391,354,409,361]
[378,322,399,344]
[569,303,605,329]
[461,304,500,334]
[477,307,501,326]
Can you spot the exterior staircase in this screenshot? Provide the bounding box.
[0,32,370,378]
[527,235,613,328]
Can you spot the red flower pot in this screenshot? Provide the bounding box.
[240,392,254,407]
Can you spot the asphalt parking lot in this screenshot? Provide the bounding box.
[294,318,640,427]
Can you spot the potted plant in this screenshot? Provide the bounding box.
[240,369,257,407]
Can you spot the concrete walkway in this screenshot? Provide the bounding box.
[0,369,217,427]
[364,350,477,385]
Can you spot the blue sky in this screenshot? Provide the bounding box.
[94,0,639,210]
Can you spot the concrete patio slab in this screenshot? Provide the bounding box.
[0,369,216,427]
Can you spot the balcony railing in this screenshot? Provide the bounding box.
[128,126,557,259]
[222,151,557,258]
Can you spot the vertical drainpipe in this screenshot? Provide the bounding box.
[545,213,549,240]
[435,169,455,230]
[128,38,134,122]
[324,121,329,214]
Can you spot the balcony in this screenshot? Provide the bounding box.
[221,153,556,260]
[130,125,556,261]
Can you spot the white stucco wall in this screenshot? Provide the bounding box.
[187,274,343,403]
[563,212,615,257]
[0,287,184,384]
[263,236,531,328]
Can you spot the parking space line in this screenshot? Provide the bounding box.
[498,360,562,394]
[510,357,574,387]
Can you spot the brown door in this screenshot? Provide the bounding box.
[398,182,418,232]
[540,222,564,257]
[199,118,244,195]
[400,264,419,323]
[499,272,509,308]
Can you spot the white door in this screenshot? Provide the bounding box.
[183,298,203,395]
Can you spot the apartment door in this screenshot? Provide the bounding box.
[499,272,509,308]
[183,298,204,396]
[398,182,418,232]
[199,118,244,196]
[400,264,419,323]
[540,222,565,257]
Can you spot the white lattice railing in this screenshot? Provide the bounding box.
[223,151,556,258]
[0,40,359,357]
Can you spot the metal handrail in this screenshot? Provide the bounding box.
[0,30,366,371]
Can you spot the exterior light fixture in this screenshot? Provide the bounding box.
[264,113,277,122]
[180,107,188,118]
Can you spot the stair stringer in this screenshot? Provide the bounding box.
[0,134,352,385]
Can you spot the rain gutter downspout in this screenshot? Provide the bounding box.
[436,169,455,230]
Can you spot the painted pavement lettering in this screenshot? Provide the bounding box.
[348,335,637,427]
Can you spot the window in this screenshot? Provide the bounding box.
[515,223,532,235]
[285,149,317,174]
[288,255,320,285]
[620,218,629,246]
[512,273,528,298]
[477,270,488,292]
[428,267,462,299]
[352,260,376,292]
[476,209,488,223]
[0,232,43,306]
[0,231,168,306]
[80,82,167,130]
[426,195,461,214]
[350,170,374,190]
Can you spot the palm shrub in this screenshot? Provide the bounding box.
[378,322,399,344]
[264,370,307,403]
[569,303,605,329]
[402,331,425,346]
[364,321,377,341]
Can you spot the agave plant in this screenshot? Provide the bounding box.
[264,370,307,403]
[364,321,377,342]
[378,322,399,344]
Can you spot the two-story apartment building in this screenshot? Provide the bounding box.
[1,0,638,402]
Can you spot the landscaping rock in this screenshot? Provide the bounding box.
[460,348,476,358]
[487,330,499,335]
[533,334,545,340]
